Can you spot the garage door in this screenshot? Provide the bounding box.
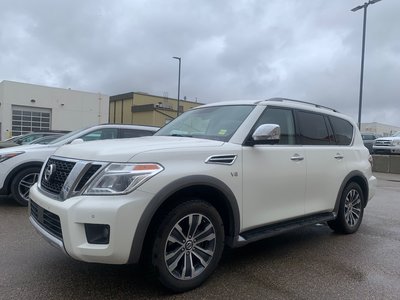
[12,105,51,136]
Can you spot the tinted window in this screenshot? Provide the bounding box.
[362,134,375,140]
[254,107,296,145]
[297,111,330,145]
[329,116,353,145]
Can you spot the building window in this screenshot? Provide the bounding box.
[11,105,51,136]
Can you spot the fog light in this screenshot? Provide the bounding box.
[85,224,110,244]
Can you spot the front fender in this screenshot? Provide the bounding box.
[127,175,240,263]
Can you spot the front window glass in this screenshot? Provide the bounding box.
[253,107,296,145]
[155,105,255,142]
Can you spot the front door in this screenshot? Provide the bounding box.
[242,107,306,230]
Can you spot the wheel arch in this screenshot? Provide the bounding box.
[334,170,369,215]
[1,161,43,195]
[128,175,241,264]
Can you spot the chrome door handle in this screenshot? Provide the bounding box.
[334,154,344,160]
[291,154,304,161]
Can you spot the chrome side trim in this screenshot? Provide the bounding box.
[29,216,67,255]
[205,154,237,165]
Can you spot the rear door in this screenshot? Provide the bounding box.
[295,111,350,214]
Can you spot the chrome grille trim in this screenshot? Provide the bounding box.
[375,140,392,146]
[38,156,107,201]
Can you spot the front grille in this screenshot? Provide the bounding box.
[31,201,62,240]
[40,157,104,199]
[41,158,76,195]
[375,140,392,146]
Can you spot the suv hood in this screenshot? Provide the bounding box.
[54,136,225,162]
[0,143,50,154]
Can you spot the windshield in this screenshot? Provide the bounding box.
[155,105,255,142]
[47,127,88,144]
[393,131,400,137]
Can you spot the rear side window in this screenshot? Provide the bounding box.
[329,116,353,145]
[296,111,330,145]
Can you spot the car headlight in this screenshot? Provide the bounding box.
[84,163,164,195]
[394,140,400,146]
[0,151,24,163]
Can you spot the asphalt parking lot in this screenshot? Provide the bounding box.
[1,173,400,300]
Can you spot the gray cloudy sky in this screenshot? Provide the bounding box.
[1,0,399,126]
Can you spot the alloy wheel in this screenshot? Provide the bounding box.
[344,189,362,227]
[18,173,39,202]
[164,213,216,280]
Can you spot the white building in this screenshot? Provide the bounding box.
[0,80,109,140]
[361,122,400,137]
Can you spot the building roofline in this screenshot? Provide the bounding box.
[110,91,202,104]
[0,80,108,96]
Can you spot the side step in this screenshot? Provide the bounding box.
[234,212,336,247]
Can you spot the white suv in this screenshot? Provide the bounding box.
[29,98,376,292]
[0,124,158,206]
[373,131,400,154]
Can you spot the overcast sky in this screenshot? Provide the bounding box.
[1,0,399,126]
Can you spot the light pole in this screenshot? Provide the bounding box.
[351,0,382,128]
[172,56,181,117]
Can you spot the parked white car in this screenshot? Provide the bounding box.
[0,124,158,205]
[373,131,400,154]
[29,98,376,292]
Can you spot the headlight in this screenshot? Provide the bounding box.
[394,140,400,146]
[0,151,24,163]
[84,163,164,195]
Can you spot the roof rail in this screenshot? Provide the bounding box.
[267,97,338,113]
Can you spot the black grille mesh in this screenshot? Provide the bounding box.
[31,201,62,240]
[41,158,76,195]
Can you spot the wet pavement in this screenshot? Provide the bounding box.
[1,173,399,299]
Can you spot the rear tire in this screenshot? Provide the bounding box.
[11,167,40,206]
[151,199,224,292]
[328,182,364,234]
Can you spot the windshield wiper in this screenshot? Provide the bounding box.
[170,134,193,137]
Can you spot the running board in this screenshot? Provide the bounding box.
[234,212,336,247]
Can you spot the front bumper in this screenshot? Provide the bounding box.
[373,146,400,154]
[29,183,153,264]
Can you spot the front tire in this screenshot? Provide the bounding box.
[328,182,364,234]
[11,167,40,206]
[152,199,224,292]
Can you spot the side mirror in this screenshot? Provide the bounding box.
[70,138,84,145]
[252,124,281,144]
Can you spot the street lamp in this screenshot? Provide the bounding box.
[351,0,383,128]
[172,56,181,117]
